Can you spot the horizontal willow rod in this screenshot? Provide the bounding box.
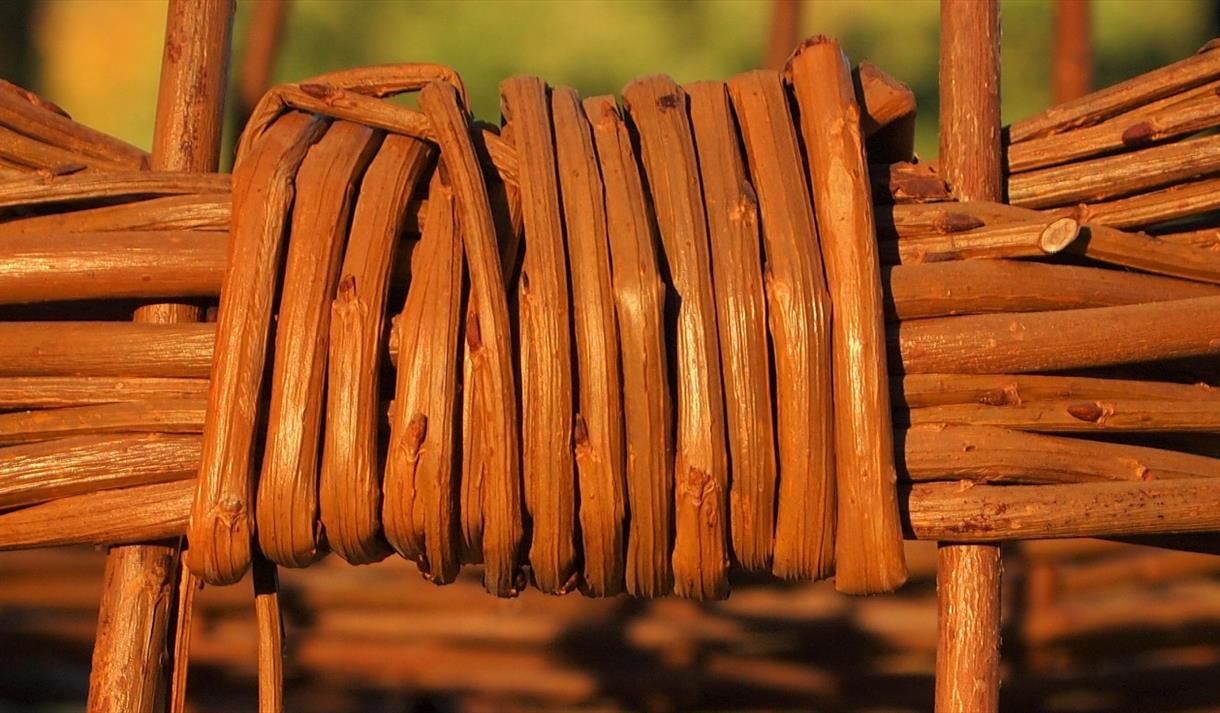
[885,260,1220,319]
[900,424,1220,483]
[895,295,1220,374]
[0,399,206,446]
[0,79,150,169]
[1056,175,1220,230]
[0,171,230,210]
[1009,132,1220,209]
[1007,86,1220,173]
[0,479,192,551]
[0,376,208,409]
[0,433,200,510]
[905,478,1220,540]
[0,194,230,237]
[908,399,1220,433]
[1069,223,1220,285]
[2,476,1215,550]
[0,322,215,378]
[897,373,1220,408]
[1008,39,1220,143]
[0,230,227,304]
[880,216,1078,264]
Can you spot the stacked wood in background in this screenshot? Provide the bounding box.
[3,542,1220,713]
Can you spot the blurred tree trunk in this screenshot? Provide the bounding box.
[0,0,36,88]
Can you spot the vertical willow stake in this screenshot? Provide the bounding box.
[935,1,1003,712]
[86,2,234,712]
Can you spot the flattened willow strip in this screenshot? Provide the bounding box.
[258,121,379,568]
[500,76,578,595]
[727,70,834,580]
[624,75,729,600]
[321,134,432,565]
[789,36,908,594]
[420,82,522,597]
[186,111,326,587]
[688,78,776,574]
[383,173,464,583]
[585,95,673,598]
[552,87,625,596]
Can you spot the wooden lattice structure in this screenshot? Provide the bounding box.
[1,1,1219,711]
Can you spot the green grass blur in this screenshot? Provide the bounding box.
[31,0,1216,161]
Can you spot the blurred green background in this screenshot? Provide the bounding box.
[8,0,1217,163]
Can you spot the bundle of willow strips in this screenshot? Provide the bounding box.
[1,35,1220,621]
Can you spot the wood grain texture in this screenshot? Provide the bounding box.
[0,170,229,210]
[0,194,230,237]
[0,85,147,169]
[896,295,1220,374]
[1010,132,1220,209]
[936,4,1003,708]
[0,322,214,377]
[908,398,1220,434]
[1009,38,1220,143]
[321,134,432,565]
[252,556,283,713]
[1058,175,1220,230]
[0,433,199,510]
[420,82,523,597]
[1008,86,1220,173]
[624,75,729,600]
[900,423,1220,483]
[898,373,1220,409]
[383,172,464,583]
[788,37,907,593]
[0,479,193,551]
[687,79,775,573]
[727,70,834,580]
[907,478,1220,540]
[585,95,673,598]
[886,260,1220,320]
[86,545,179,713]
[0,399,204,446]
[258,121,379,568]
[0,376,208,410]
[0,230,226,304]
[553,87,625,595]
[934,544,1001,713]
[186,111,326,587]
[500,76,578,594]
[881,216,1078,264]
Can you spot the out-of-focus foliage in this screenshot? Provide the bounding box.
[29,0,1215,161]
